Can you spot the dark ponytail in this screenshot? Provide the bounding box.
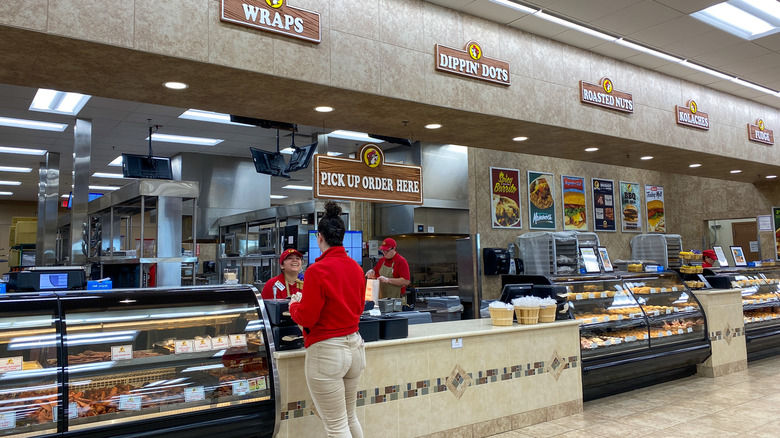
[318,201,345,247]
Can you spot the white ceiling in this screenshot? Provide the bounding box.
[428,0,780,104]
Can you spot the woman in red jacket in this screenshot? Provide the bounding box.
[289,201,366,438]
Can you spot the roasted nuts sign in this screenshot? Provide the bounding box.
[221,0,321,43]
[579,78,633,113]
[748,119,774,145]
[313,144,423,205]
[675,100,709,130]
[435,41,510,86]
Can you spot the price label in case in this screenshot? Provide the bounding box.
[229,334,247,347]
[602,316,610,322]
[666,309,672,315]
[249,377,267,392]
[666,330,673,337]
[175,340,195,354]
[588,293,595,299]
[184,386,205,402]
[660,288,667,293]
[672,287,678,292]
[68,402,78,419]
[0,357,22,373]
[194,338,212,352]
[653,310,660,316]
[642,334,649,340]
[650,288,657,294]
[613,338,622,344]
[119,395,142,411]
[678,329,684,335]
[575,294,583,300]
[212,336,230,349]
[0,412,15,430]
[617,315,624,321]
[657,331,664,338]
[232,380,250,396]
[600,292,608,298]
[111,345,133,361]
[625,336,637,342]
[687,327,693,333]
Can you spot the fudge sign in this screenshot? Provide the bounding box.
[748,119,774,145]
[221,0,321,43]
[313,144,423,205]
[435,41,511,86]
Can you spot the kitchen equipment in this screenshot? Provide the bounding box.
[273,325,303,351]
[264,299,293,326]
[358,316,380,342]
[393,298,403,312]
[378,315,408,340]
[377,298,394,313]
[483,248,511,275]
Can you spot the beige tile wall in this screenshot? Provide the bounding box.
[1,0,777,166]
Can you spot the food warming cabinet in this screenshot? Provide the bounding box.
[0,285,277,438]
[508,272,709,400]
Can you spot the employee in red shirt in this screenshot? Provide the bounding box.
[289,201,366,438]
[366,238,410,300]
[260,248,304,300]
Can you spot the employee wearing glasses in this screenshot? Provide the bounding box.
[366,238,410,300]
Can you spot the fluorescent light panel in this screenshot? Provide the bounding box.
[179,109,253,126]
[29,88,91,116]
[326,151,343,156]
[0,166,34,173]
[488,0,536,14]
[108,155,123,167]
[692,1,778,40]
[270,195,288,199]
[0,116,67,132]
[282,185,312,191]
[327,130,383,143]
[0,181,21,186]
[0,192,13,196]
[92,172,125,179]
[89,185,120,191]
[0,146,47,156]
[148,133,223,146]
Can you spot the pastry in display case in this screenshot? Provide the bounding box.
[0,285,277,438]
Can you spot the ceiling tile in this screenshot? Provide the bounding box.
[507,15,568,38]
[745,69,780,88]
[550,29,611,49]
[695,42,772,68]
[662,30,743,59]
[461,0,530,24]
[682,71,725,86]
[623,52,676,69]
[754,33,780,52]
[721,53,780,76]
[651,0,722,14]
[536,0,642,23]
[524,0,560,7]
[626,15,715,49]
[590,0,682,35]
[589,41,644,59]
[653,62,702,77]
[425,0,476,9]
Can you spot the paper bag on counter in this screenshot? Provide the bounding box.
[365,279,380,303]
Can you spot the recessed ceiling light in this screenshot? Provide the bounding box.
[0,181,21,186]
[327,130,382,142]
[0,145,47,155]
[641,156,653,160]
[689,163,702,168]
[0,191,13,196]
[92,172,126,179]
[730,170,742,174]
[0,166,34,173]
[691,1,779,40]
[0,117,67,132]
[270,195,288,199]
[281,185,312,191]
[30,88,91,116]
[108,156,123,167]
[89,185,120,191]
[179,109,253,126]
[164,82,188,90]
[513,136,528,142]
[424,124,442,129]
[315,106,334,113]
[585,147,599,152]
[767,175,777,179]
[148,133,223,146]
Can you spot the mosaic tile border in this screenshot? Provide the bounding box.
[279,355,579,421]
[709,324,743,344]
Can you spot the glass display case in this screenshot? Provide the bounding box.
[0,285,277,438]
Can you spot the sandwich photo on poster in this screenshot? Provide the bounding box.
[591,178,616,232]
[490,167,522,229]
[528,171,556,230]
[645,185,665,233]
[620,182,642,232]
[562,176,587,230]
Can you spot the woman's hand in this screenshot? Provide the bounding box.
[366,269,376,279]
[290,292,302,303]
[378,276,390,284]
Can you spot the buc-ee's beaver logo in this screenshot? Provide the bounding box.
[363,147,381,168]
[758,119,765,131]
[266,0,283,8]
[602,78,613,94]
[468,43,482,61]
[689,100,698,114]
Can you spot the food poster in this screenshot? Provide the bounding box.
[774,207,780,260]
[527,171,556,230]
[619,181,643,233]
[645,185,665,233]
[490,167,522,229]
[561,176,587,230]
[591,178,616,232]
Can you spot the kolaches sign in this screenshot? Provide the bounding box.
[221,0,321,43]
[313,144,423,205]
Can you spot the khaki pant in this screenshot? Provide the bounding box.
[305,332,366,438]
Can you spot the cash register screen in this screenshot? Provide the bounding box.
[39,273,69,290]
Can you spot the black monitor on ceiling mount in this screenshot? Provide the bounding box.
[121,154,173,179]
[250,147,290,178]
[368,134,414,147]
[284,142,318,173]
[230,115,298,132]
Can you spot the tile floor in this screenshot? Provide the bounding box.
[491,355,780,438]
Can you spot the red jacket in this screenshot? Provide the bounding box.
[260,273,303,300]
[290,246,365,348]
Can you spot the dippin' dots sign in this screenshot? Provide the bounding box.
[435,41,511,86]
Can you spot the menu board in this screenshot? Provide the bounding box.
[490,167,522,229]
[620,182,642,233]
[598,247,613,272]
[645,185,665,233]
[591,178,616,232]
[580,247,601,273]
[713,246,729,267]
[731,246,747,266]
[528,171,556,230]
[561,176,587,230]
[774,207,780,260]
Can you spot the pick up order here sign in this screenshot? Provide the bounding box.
[313,144,423,205]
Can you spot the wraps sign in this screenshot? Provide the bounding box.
[221,0,321,43]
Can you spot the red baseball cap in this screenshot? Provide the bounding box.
[702,249,716,259]
[379,238,397,251]
[280,248,303,264]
